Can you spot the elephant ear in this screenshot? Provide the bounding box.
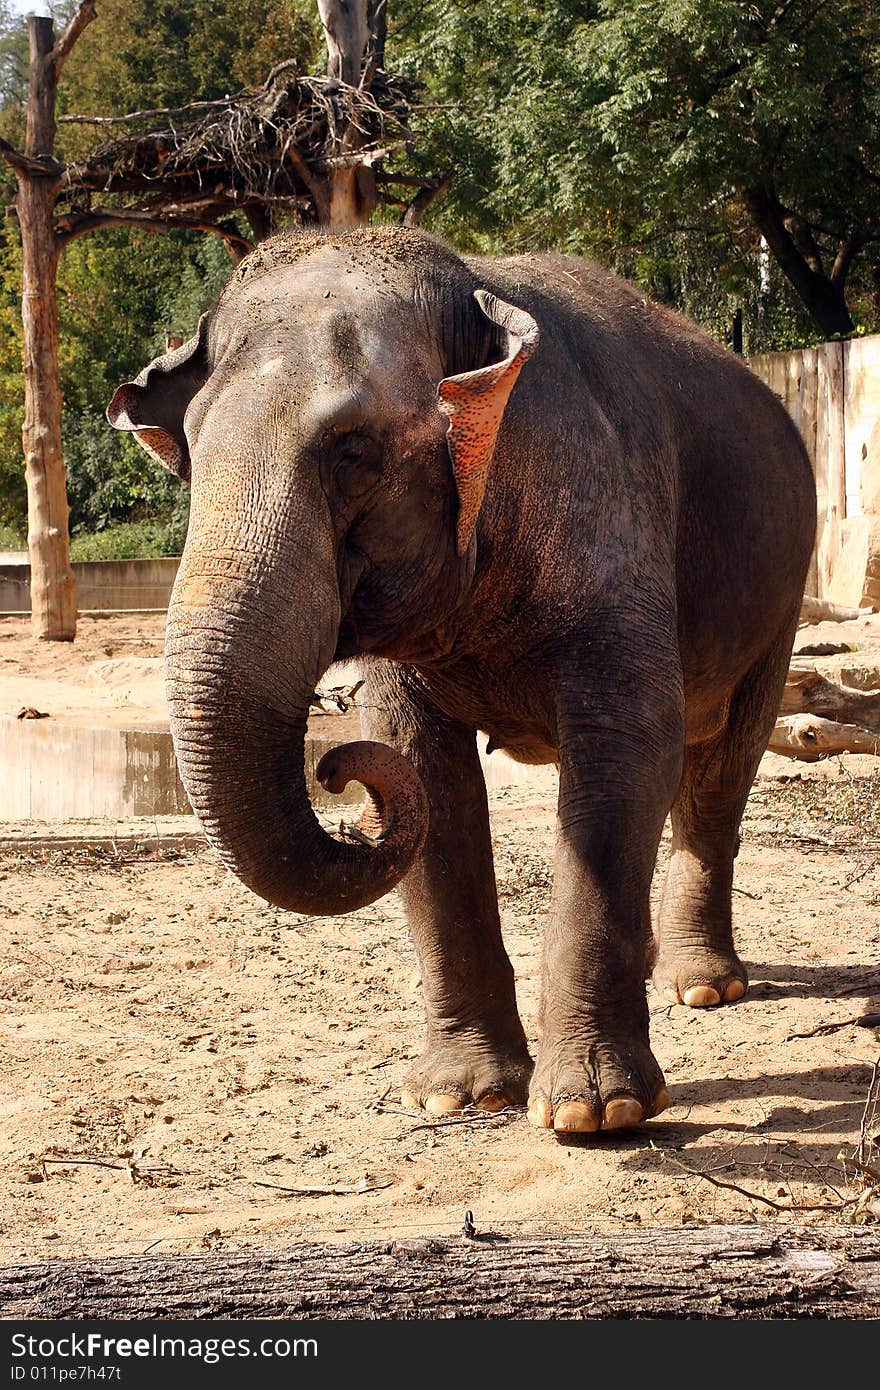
[438,289,539,555]
[106,313,211,483]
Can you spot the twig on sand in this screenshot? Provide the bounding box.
[651,1142,860,1213]
[403,1107,520,1135]
[857,1058,880,1170]
[373,1101,520,1136]
[846,1059,880,1222]
[786,1013,880,1041]
[41,1156,126,1171]
[844,859,879,892]
[247,1177,394,1198]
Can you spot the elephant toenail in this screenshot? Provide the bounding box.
[683,985,722,1007]
[651,1086,670,1117]
[475,1092,508,1112]
[527,1098,553,1128]
[553,1101,600,1133]
[724,979,746,1001]
[602,1097,644,1129]
[424,1093,463,1116]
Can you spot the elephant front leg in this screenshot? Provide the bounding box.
[361,664,532,1114]
[530,674,682,1134]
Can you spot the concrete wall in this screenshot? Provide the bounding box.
[0,556,181,614]
[0,717,367,820]
[1,717,189,819]
[845,336,880,517]
[751,334,880,605]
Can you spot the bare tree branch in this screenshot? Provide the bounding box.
[0,138,61,178]
[50,0,97,77]
[58,99,238,126]
[783,209,825,276]
[403,176,448,225]
[831,232,867,287]
[55,206,252,257]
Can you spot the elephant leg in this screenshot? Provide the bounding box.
[529,638,683,1134]
[653,618,799,1008]
[360,661,532,1114]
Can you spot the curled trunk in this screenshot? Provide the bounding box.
[164,548,428,916]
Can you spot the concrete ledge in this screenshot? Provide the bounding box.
[0,717,366,820]
[0,555,180,613]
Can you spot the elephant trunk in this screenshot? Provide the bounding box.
[164,542,428,915]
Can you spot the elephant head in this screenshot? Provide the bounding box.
[107,228,538,915]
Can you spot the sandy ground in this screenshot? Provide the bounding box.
[0,613,168,728]
[1,615,879,1259]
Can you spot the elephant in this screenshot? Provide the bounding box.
[108,226,816,1136]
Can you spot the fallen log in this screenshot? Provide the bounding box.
[769,713,880,760]
[799,596,874,625]
[782,667,880,733]
[2,1225,879,1319]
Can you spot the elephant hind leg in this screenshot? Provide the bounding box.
[653,617,798,1008]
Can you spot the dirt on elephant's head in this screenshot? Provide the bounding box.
[223,223,468,300]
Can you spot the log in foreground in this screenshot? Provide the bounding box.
[2,1226,880,1319]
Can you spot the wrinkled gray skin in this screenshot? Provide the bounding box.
[108,227,815,1135]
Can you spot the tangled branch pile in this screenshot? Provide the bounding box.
[52,62,420,240]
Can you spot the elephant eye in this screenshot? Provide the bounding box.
[333,432,382,499]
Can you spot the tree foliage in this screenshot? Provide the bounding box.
[390,1,880,343]
[58,0,320,121]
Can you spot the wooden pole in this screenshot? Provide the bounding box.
[17,14,76,640]
[318,0,376,226]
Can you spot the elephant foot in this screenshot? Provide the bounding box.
[652,946,748,1008]
[528,1029,668,1135]
[401,1027,533,1114]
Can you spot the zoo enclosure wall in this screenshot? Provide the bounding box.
[750,334,880,608]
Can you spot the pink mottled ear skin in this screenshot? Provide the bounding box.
[438,291,539,554]
[107,383,185,475]
[134,427,184,472]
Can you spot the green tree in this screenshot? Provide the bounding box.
[58,0,320,121]
[57,229,232,538]
[390,1,880,344]
[577,1,880,338]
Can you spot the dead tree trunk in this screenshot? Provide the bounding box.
[769,714,880,760]
[800,595,873,624]
[318,0,377,225]
[782,667,880,732]
[15,12,95,640]
[2,1226,879,1318]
